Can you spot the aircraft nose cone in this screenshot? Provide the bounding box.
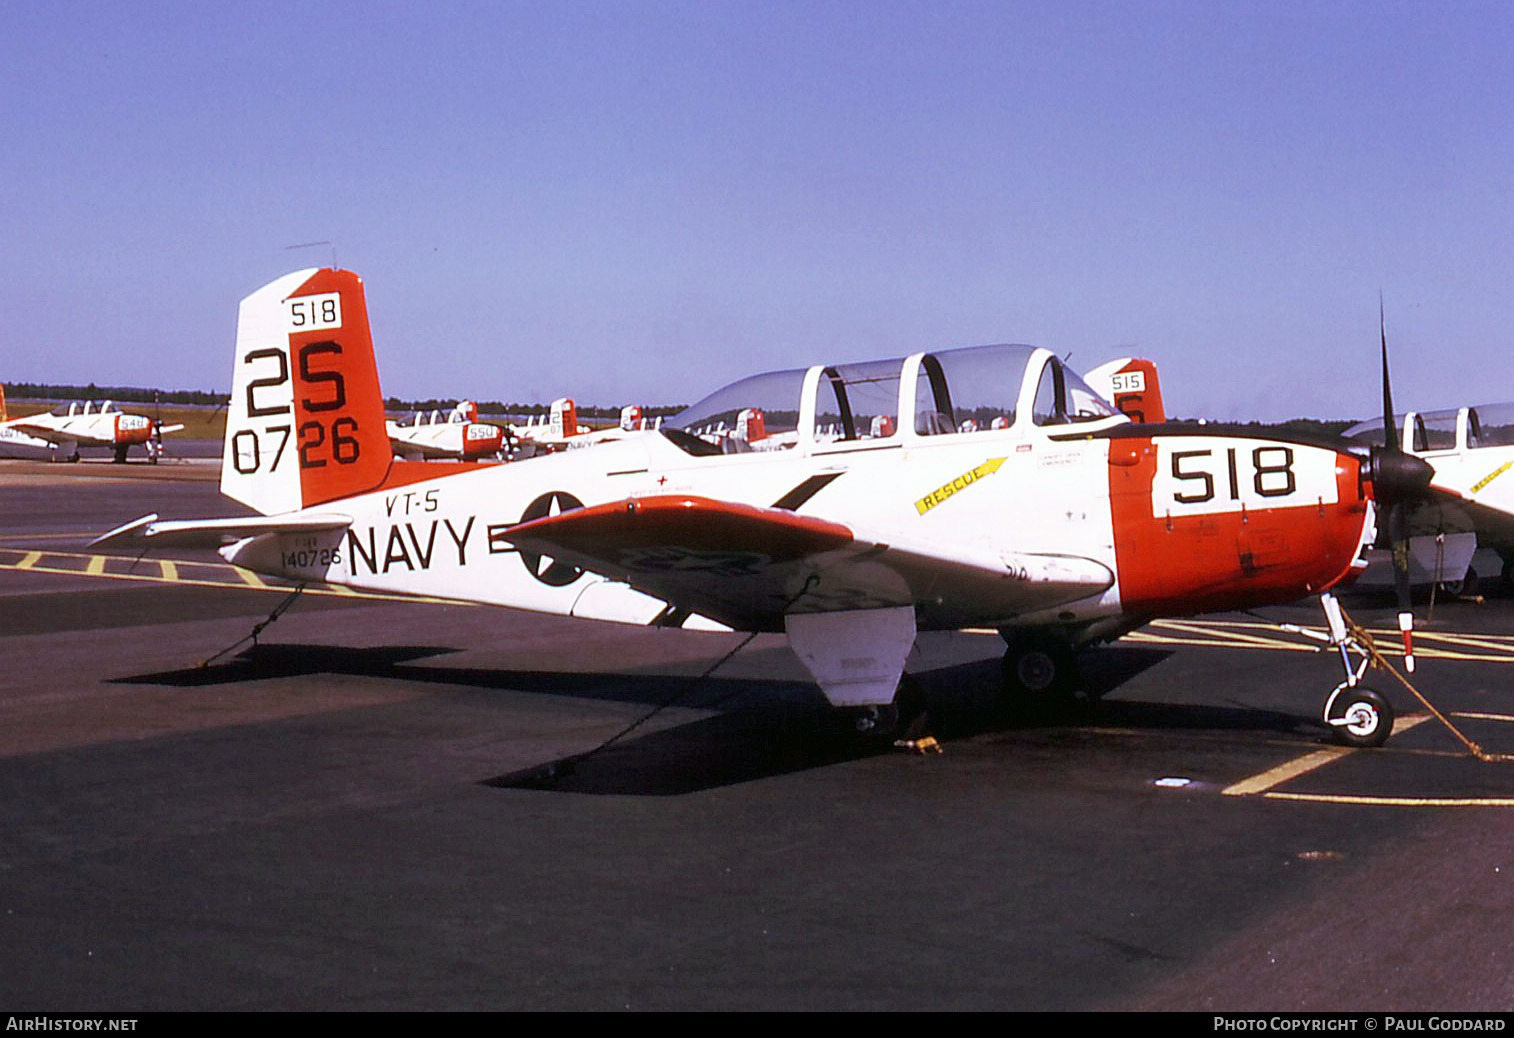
[1370,447,1434,501]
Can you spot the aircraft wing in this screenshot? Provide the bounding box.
[500,495,1113,631]
[0,422,52,449]
[90,512,353,550]
[1,416,69,446]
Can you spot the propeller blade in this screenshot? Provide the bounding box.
[1387,501,1415,672]
[1377,301,1416,672]
[1380,295,1396,452]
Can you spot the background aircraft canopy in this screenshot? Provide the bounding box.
[1347,403,1514,453]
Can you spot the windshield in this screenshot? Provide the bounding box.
[666,368,805,448]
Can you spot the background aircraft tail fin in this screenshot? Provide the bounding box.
[550,397,578,440]
[1084,357,1165,424]
[222,268,392,514]
[0,383,7,421]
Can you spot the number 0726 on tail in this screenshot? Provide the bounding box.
[94,268,1431,744]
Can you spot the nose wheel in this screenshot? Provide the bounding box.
[1323,684,1394,748]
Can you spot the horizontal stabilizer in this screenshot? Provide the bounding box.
[90,512,353,549]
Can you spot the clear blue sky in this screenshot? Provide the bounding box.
[3,1,1512,420]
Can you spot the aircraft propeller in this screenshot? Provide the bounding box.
[1366,300,1434,671]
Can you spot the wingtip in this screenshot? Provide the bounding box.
[89,513,160,548]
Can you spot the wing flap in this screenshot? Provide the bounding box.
[501,495,1112,630]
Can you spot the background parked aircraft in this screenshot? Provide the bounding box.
[386,400,507,461]
[0,386,181,463]
[1345,402,1514,593]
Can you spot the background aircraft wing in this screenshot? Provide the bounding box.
[501,495,1112,631]
[1,417,66,445]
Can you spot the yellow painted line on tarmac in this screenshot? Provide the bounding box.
[1223,715,1432,797]
[1419,631,1514,655]
[0,547,473,607]
[1221,746,1356,796]
[1121,618,1514,666]
[1261,792,1514,807]
[1140,619,1309,653]
[234,567,268,590]
[1451,712,1514,724]
[1219,716,1514,808]
[0,532,100,543]
[1122,631,1310,654]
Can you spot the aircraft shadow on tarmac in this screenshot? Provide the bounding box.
[110,642,1329,795]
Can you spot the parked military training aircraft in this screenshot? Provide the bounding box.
[386,400,507,461]
[93,268,1435,747]
[512,400,657,454]
[0,386,182,463]
[1345,403,1514,593]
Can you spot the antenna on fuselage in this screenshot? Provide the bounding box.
[284,240,338,269]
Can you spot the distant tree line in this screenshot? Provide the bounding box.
[5,384,1358,432]
[5,382,225,406]
[1165,417,1357,438]
[7,382,688,419]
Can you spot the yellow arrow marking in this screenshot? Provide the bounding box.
[916,458,1006,515]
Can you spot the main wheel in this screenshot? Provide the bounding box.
[850,676,929,742]
[999,635,1082,713]
[1324,685,1394,748]
[1438,567,1479,598]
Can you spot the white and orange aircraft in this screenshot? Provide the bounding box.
[94,268,1435,746]
[1345,402,1514,593]
[513,400,656,454]
[386,401,507,462]
[0,386,181,463]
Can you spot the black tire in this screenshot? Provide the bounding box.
[1438,567,1478,598]
[850,676,929,741]
[999,636,1081,711]
[1325,686,1394,748]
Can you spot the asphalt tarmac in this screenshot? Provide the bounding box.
[2,460,1513,1011]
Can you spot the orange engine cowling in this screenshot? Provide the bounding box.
[462,423,504,458]
[115,414,153,445]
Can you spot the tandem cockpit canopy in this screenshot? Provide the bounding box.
[662,343,1123,455]
[1345,402,1514,454]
